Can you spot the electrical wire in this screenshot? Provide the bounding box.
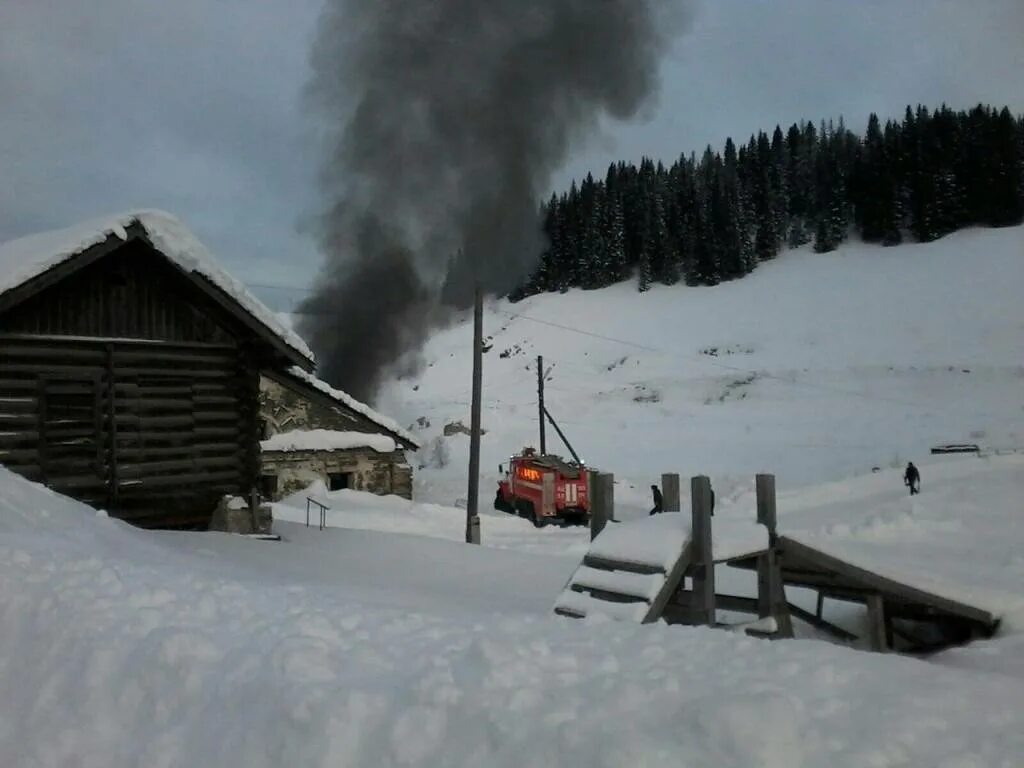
[245,278,1019,418]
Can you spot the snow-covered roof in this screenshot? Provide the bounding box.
[261,428,397,454]
[284,366,419,449]
[0,210,314,364]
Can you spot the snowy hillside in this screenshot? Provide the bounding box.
[379,226,1024,509]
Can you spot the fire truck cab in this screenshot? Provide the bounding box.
[494,448,589,527]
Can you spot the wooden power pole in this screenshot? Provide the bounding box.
[465,286,483,544]
[537,355,546,455]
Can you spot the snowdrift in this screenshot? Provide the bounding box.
[3,464,1024,766]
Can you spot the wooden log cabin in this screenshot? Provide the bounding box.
[0,211,316,528]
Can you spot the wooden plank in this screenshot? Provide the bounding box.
[194,426,242,438]
[0,448,40,463]
[0,398,38,414]
[779,536,996,626]
[690,475,715,625]
[0,430,41,445]
[193,395,237,407]
[48,474,108,491]
[755,474,778,535]
[582,554,665,576]
[757,550,774,617]
[110,348,237,366]
[643,542,692,624]
[42,427,98,441]
[113,384,182,397]
[106,345,118,509]
[569,584,648,605]
[1,364,108,377]
[119,469,241,489]
[0,379,43,393]
[866,594,888,652]
[787,602,859,642]
[661,473,681,512]
[3,466,43,481]
[0,413,37,425]
[193,410,239,423]
[0,344,107,362]
[756,473,793,637]
[0,333,234,350]
[113,443,244,460]
[190,382,234,393]
[113,430,196,444]
[686,591,758,614]
[589,471,613,540]
[118,456,242,476]
[112,398,193,412]
[112,414,195,428]
[106,366,230,380]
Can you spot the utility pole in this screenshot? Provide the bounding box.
[465,285,483,544]
[537,355,546,455]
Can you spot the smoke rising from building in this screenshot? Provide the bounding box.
[300,0,690,401]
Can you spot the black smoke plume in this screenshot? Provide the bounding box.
[300,0,690,401]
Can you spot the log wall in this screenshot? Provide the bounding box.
[0,335,256,528]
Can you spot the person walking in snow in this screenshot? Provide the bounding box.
[904,462,920,495]
[649,484,664,515]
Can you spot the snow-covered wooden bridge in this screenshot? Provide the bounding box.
[555,474,999,653]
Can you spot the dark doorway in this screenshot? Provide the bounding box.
[260,474,279,500]
[328,472,352,491]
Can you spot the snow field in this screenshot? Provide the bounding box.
[3,462,1024,767]
[382,225,1024,503]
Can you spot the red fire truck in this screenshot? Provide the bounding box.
[494,448,589,527]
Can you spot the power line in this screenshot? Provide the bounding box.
[494,309,663,352]
[244,277,1013,416]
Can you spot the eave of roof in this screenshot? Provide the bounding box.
[0,210,315,368]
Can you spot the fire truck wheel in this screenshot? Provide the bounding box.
[494,489,512,513]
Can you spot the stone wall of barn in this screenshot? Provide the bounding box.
[261,448,413,501]
[259,376,373,437]
[258,376,414,501]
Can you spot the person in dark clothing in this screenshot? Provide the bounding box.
[649,484,664,515]
[904,462,920,495]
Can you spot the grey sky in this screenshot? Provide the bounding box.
[2,0,1022,311]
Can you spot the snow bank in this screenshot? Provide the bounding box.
[261,428,396,454]
[588,513,689,571]
[0,210,314,362]
[570,565,663,601]
[586,512,767,572]
[3,467,1024,766]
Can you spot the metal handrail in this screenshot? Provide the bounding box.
[306,496,329,531]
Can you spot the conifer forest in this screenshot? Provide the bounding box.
[518,104,1024,296]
